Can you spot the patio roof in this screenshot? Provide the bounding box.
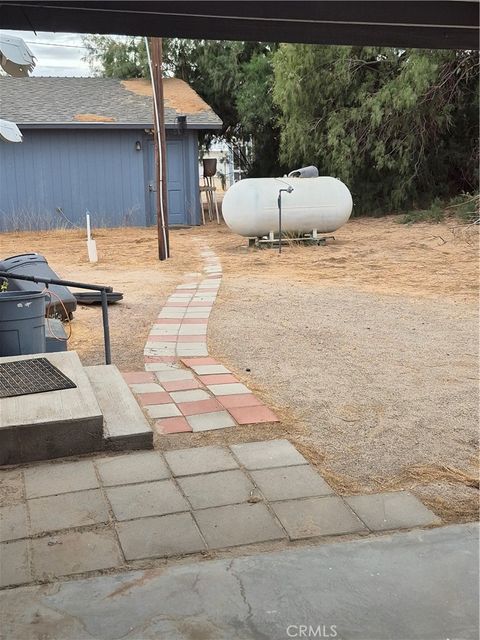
[1,1,478,50]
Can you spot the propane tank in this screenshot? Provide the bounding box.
[222,177,353,237]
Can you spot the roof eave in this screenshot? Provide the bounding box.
[16,122,222,130]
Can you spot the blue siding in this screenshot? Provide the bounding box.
[0,128,201,231]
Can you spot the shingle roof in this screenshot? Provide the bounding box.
[0,76,222,129]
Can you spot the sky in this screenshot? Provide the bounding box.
[3,30,93,76]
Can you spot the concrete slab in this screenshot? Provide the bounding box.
[251,466,335,501]
[149,324,180,335]
[187,411,236,432]
[0,351,103,465]
[0,503,28,542]
[129,383,165,393]
[194,502,285,549]
[158,309,185,318]
[28,489,109,535]
[105,480,189,521]
[116,513,206,561]
[272,496,367,540]
[154,370,195,382]
[178,470,254,509]
[178,325,207,335]
[176,345,209,357]
[24,459,99,499]
[0,539,31,587]
[207,383,251,396]
[230,439,308,470]
[164,446,239,476]
[0,469,24,507]
[85,365,153,451]
[169,389,211,403]
[31,529,122,580]
[191,364,230,375]
[1,524,477,639]
[145,404,181,419]
[345,491,442,531]
[95,451,170,486]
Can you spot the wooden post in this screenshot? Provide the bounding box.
[150,37,169,260]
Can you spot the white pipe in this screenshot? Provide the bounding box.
[144,37,169,258]
[86,211,91,240]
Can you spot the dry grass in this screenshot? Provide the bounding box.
[1,218,478,523]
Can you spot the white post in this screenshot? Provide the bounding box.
[86,211,98,263]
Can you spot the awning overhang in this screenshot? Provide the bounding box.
[0,1,478,50]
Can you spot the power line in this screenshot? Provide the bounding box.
[25,40,88,49]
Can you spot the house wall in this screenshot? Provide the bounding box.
[0,128,201,231]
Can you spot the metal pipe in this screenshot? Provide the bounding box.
[277,187,294,255]
[0,271,113,293]
[100,288,112,365]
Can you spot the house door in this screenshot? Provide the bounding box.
[147,138,187,226]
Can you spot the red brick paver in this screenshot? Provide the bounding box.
[177,398,224,416]
[227,406,280,424]
[154,417,192,434]
[136,392,172,406]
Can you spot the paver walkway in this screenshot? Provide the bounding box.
[123,243,279,434]
[0,440,440,589]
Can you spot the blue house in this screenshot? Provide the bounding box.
[0,76,222,231]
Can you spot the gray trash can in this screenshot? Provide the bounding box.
[0,290,46,357]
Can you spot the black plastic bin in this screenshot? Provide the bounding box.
[0,253,77,320]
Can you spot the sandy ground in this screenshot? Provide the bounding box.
[1,216,478,522]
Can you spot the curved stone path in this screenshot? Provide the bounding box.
[123,244,279,434]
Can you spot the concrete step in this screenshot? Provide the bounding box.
[85,365,153,452]
[0,351,104,465]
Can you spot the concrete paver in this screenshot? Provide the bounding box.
[207,383,251,396]
[0,504,28,542]
[272,496,367,539]
[178,470,254,509]
[145,404,181,419]
[187,411,236,432]
[95,451,170,486]
[154,370,195,382]
[0,539,31,587]
[194,502,285,549]
[230,439,308,470]
[31,529,122,580]
[251,466,335,501]
[28,489,109,534]
[136,391,172,406]
[344,491,442,531]
[228,405,279,424]
[191,364,230,375]
[155,417,192,434]
[164,446,239,476]
[116,513,206,560]
[24,460,99,499]
[129,383,165,393]
[169,389,211,403]
[177,398,224,416]
[106,480,189,521]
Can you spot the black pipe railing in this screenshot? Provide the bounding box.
[0,271,113,364]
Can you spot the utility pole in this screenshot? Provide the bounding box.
[149,37,169,260]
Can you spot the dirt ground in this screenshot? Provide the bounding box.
[1,216,478,522]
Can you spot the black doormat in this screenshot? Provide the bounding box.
[0,357,77,399]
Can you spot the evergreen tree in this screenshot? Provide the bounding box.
[273,45,479,213]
